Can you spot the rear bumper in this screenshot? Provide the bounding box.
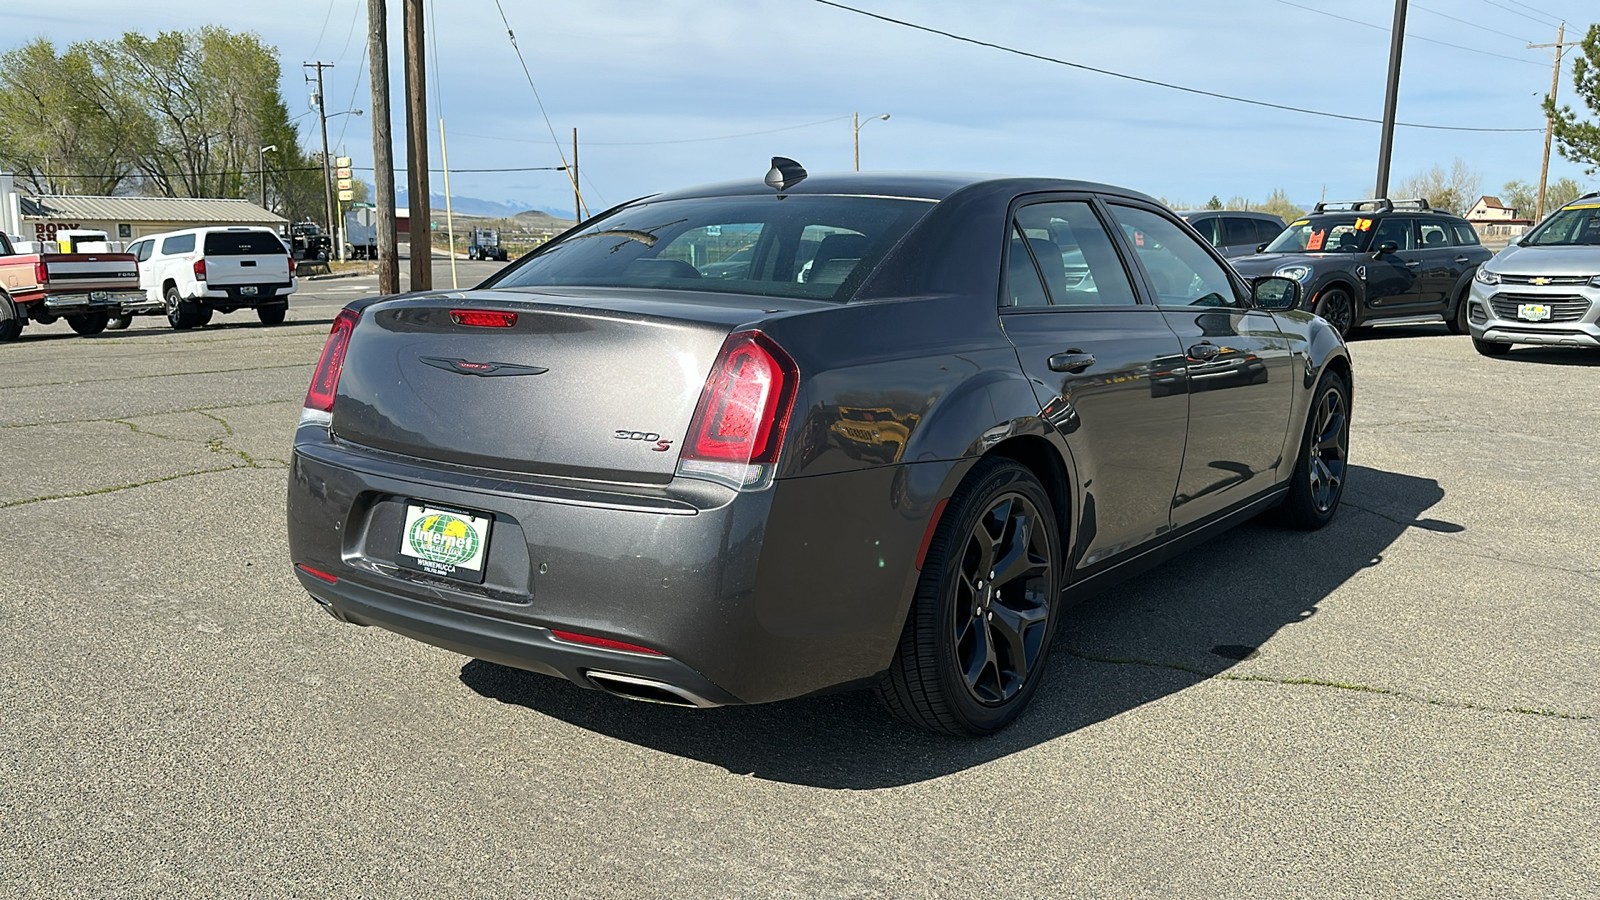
[286,430,937,705]
[197,282,295,304]
[36,290,146,313]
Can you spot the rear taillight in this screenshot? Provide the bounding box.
[193,258,207,281]
[301,309,360,424]
[34,261,47,284]
[288,255,297,275]
[675,330,798,491]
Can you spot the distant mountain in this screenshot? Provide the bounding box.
[395,189,532,219]
[514,209,576,230]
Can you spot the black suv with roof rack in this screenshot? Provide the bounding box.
[1230,198,1493,337]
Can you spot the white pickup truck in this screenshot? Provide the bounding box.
[128,226,298,329]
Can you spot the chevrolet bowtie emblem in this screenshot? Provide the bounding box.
[1530,276,1552,285]
[420,357,548,377]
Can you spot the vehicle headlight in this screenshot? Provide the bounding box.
[1474,267,1501,285]
[1589,274,1600,288]
[1273,264,1312,282]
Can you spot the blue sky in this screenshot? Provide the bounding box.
[5,0,1597,215]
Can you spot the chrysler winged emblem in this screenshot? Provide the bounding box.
[420,357,548,377]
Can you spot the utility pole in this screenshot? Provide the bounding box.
[368,0,399,294]
[304,61,337,250]
[403,0,431,290]
[1530,22,1578,223]
[572,127,582,223]
[1373,0,1407,200]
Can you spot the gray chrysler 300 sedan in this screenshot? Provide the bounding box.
[287,161,1352,735]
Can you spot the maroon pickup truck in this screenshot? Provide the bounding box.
[0,231,146,341]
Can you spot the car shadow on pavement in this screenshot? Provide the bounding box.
[13,318,338,343]
[459,464,1448,789]
[1481,347,1600,367]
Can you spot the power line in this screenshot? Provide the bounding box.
[26,165,569,180]
[308,0,340,61]
[450,115,857,148]
[490,0,587,217]
[812,0,1543,133]
[1409,3,1531,44]
[1272,0,1542,67]
[1477,0,1562,28]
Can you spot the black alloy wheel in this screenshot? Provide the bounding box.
[1314,288,1355,338]
[165,286,194,330]
[1446,289,1470,335]
[877,457,1062,735]
[1281,369,1350,529]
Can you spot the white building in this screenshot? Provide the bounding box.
[4,185,285,245]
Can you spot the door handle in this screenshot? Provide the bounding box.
[1048,350,1096,373]
[1405,260,1420,268]
[1187,342,1220,361]
[1454,256,1470,264]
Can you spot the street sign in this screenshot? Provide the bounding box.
[338,190,354,202]
[335,156,352,168]
[337,178,352,190]
[335,167,353,179]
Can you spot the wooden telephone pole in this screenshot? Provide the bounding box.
[403,0,431,290]
[1530,23,1580,223]
[304,61,337,248]
[368,0,399,294]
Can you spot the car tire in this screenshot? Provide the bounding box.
[1313,287,1356,338]
[0,292,21,343]
[107,313,134,331]
[257,304,287,325]
[165,286,205,330]
[876,457,1062,736]
[1473,337,1512,357]
[1445,289,1470,335]
[1280,369,1350,531]
[68,313,110,336]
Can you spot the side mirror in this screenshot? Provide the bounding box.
[1250,276,1301,311]
[1255,243,1269,253]
[1375,241,1399,255]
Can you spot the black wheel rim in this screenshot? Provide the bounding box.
[1322,292,1353,334]
[951,492,1053,705]
[1308,386,1349,513]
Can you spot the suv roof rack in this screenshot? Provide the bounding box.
[1578,191,1600,201]
[1311,197,1432,214]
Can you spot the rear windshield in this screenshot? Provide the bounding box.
[204,231,284,255]
[489,195,934,301]
[1522,202,1600,247]
[1264,216,1370,253]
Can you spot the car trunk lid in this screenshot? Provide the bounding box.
[201,230,292,286]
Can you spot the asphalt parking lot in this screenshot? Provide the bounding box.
[2,273,1595,898]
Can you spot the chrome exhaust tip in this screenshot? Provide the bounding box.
[583,670,720,708]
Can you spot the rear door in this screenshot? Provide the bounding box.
[997,196,1189,572]
[1105,202,1295,529]
[1412,219,1465,313]
[201,230,292,290]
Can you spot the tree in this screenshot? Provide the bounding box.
[1500,180,1537,215]
[1255,188,1304,223]
[0,39,130,195]
[1205,195,1223,210]
[1394,158,1482,214]
[1544,176,1586,211]
[1545,23,1600,174]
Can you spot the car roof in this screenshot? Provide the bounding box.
[645,171,1163,206]
[1176,210,1283,220]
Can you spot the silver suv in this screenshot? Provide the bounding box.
[1466,193,1600,356]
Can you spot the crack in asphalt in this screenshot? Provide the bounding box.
[2,409,288,508]
[1,362,311,390]
[1061,648,1592,721]
[0,399,300,430]
[1343,499,1600,584]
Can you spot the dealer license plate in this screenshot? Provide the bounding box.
[397,503,492,583]
[240,286,259,296]
[1517,303,1552,321]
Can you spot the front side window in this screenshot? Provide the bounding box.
[491,195,932,302]
[1007,201,1139,307]
[1371,217,1415,251]
[1108,204,1241,308]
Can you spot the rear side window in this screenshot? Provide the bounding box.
[1186,216,1219,245]
[1417,221,1454,247]
[1253,218,1284,245]
[1221,217,1261,247]
[203,231,283,255]
[1009,201,1139,307]
[1452,222,1480,245]
[161,234,196,254]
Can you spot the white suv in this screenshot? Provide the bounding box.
[1466,193,1600,357]
[129,227,298,330]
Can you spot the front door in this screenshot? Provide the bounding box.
[999,198,1189,573]
[1364,216,1423,312]
[1104,202,1296,530]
